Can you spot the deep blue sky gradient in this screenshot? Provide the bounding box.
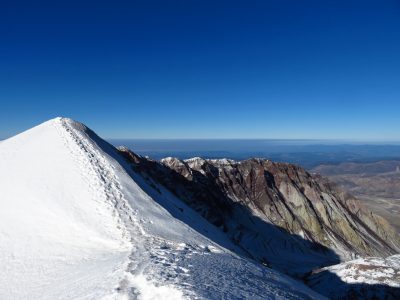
[1,0,400,139]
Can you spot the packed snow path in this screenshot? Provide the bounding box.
[58,118,188,298]
[0,118,324,299]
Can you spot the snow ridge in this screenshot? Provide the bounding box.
[0,118,132,299]
[56,118,132,243]
[57,118,187,299]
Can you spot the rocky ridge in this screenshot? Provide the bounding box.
[118,148,400,276]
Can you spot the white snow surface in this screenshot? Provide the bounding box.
[310,255,400,287]
[0,118,132,299]
[306,255,400,299]
[0,117,324,300]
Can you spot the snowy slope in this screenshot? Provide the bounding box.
[0,117,324,299]
[306,255,400,299]
[0,119,132,299]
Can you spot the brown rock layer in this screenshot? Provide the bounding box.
[118,148,400,275]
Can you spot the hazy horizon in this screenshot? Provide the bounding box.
[108,138,400,168]
[4,131,400,145]
[3,119,400,143]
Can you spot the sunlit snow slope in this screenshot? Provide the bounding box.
[0,118,132,299]
[0,118,324,300]
[306,255,400,299]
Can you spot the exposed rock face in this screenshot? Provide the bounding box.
[118,148,400,276]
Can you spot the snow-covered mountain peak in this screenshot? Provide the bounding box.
[0,117,132,299]
[60,116,86,129]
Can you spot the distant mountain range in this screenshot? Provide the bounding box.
[109,138,400,168]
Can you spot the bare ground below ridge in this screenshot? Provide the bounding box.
[312,161,400,234]
[356,194,400,233]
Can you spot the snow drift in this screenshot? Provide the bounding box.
[0,118,323,299]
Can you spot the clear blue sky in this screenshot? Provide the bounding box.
[1,0,400,140]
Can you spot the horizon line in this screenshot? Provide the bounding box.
[105,137,400,143]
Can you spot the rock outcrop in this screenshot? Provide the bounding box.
[118,148,400,276]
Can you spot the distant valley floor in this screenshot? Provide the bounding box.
[354,195,400,233]
[312,160,400,233]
